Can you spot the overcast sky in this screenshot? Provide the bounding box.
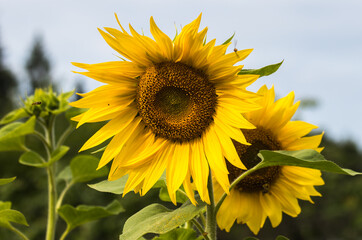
[0,0,361,148]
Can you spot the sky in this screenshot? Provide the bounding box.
[0,0,361,148]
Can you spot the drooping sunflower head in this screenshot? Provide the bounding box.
[215,85,324,234]
[70,14,261,205]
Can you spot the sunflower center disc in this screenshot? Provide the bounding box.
[136,62,217,142]
[227,128,281,193]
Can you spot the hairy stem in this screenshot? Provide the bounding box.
[205,171,216,240]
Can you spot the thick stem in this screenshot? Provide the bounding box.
[45,114,58,240]
[45,166,57,240]
[205,171,217,240]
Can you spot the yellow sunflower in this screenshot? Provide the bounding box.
[70,14,261,205]
[214,85,324,234]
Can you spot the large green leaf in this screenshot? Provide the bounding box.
[89,173,167,194]
[0,177,16,186]
[238,61,283,78]
[152,228,202,240]
[256,150,361,176]
[0,108,28,125]
[120,197,206,240]
[0,201,29,230]
[58,200,124,232]
[70,155,108,183]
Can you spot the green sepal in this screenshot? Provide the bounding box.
[239,60,283,78]
[88,173,166,195]
[152,228,202,240]
[0,201,29,230]
[256,150,361,176]
[58,200,124,232]
[0,177,16,186]
[222,33,235,45]
[0,108,28,125]
[119,196,206,240]
[70,155,108,183]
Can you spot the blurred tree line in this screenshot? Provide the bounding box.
[0,33,361,240]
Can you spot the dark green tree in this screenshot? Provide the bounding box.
[25,36,53,93]
[0,33,18,117]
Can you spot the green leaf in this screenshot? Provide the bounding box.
[0,116,36,140]
[89,173,166,194]
[0,201,29,229]
[88,175,128,194]
[159,187,188,204]
[19,146,69,168]
[153,228,201,240]
[58,200,124,232]
[19,151,46,168]
[256,150,361,176]
[49,145,69,165]
[0,136,26,152]
[238,60,283,78]
[120,197,206,240]
[57,166,72,182]
[0,108,28,125]
[70,155,108,183]
[0,201,11,211]
[0,177,16,186]
[243,238,259,240]
[222,32,235,45]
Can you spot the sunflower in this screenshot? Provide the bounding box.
[214,85,324,234]
[70,14,261,205]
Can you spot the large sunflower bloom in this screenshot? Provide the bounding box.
[71,14,261,205]
[215,85,324,234]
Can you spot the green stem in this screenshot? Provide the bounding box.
[59,226,71,240]
[205,171,216,240]
[56,181,74,210]
[9,226,29,240]
[199,212,206,227]
[45,114,58,240]
[45,166,57,240]
[214,167,254,214]
[56,125,73,149]
[191,219,210,240]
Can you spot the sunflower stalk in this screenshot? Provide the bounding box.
[42,115,58,240]
[205,171,217,240]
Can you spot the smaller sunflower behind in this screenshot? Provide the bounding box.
[214,85,324,235]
